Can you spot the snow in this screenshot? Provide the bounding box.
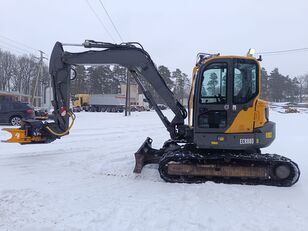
[0,109,308,231]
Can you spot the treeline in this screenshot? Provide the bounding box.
[0,48,190,105]
[1,48,308,104]
[261,68,308,102]
[73,65,308,104]
[0,49,49,98]
[71,65,190,104]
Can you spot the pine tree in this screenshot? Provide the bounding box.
[71,65,88,95]
[173,68,183,102]
[87,65,120,94]
[112,65,126,83]
[268,68,285,102]
[172,68,190,104]
[261,67,269,100]
[158,65,173,90]
[207,72,218,95]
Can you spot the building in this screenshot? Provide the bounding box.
[0,90,36,103]
[0,89,52,110]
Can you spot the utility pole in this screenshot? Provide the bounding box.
[125,69,131,116]
[31,50,46,107]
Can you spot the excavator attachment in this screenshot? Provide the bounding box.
[2,122,48,144]
[2,127,34,144]
[2,111,75,144]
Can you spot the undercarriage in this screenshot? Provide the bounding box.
[134,137,300,187]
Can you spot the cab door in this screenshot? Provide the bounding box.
[193,59,233,135]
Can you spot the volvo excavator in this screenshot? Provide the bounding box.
[2,40,300,186]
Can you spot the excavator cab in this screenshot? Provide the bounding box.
[191,56,275,151]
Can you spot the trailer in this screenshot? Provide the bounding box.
[89,94,125,112]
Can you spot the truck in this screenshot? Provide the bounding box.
[88,94,125,112]
[72,94,89,112]
[73,93,150,112]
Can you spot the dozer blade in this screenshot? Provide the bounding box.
[133,137,163,173]
[2,128,46,144]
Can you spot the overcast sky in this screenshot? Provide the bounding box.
[0,0,307,77]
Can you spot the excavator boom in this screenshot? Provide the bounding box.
[51,41,188,140]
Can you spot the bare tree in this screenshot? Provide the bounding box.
[0,51,17,91]
[0,49,48,106]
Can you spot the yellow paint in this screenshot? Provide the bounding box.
[211,141,219,145]
[187,55,270,134]
[73,94,89,108]
[266,132,272,139]
[254,99,268,128]
[225,100,256,133]
[225,99,269,133]
[201,55,259,64]
[218,136,225,141]
[2,128,46,144]
[225,56,261,133]
[188,66,198,127]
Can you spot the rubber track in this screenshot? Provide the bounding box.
[158,149,300,187]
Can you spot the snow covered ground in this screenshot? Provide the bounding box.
[0,109,307,231]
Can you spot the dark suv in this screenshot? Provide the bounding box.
[0,100,35,126]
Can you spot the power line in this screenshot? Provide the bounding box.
[257,47,308,55]
[97,0,123,42]
[0,44,27,56]
[0,34,50,58]
[257,50,308,57]
[0,34,41,53]
[85,0,116,42]
[0,39,33,54]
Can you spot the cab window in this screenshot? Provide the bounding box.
[233,60,258,104]
[200,63,227,104]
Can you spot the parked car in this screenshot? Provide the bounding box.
[0,100,35,126]
[33,108,50,120]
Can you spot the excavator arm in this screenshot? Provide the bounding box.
[3,40,189,144]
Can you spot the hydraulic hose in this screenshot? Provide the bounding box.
[45,112,76,137]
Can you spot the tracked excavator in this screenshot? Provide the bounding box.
[2,40,300,186]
